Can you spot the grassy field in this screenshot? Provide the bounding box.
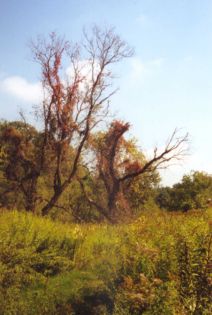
[0,208,211,314]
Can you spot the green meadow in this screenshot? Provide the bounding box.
[0,208,211,315]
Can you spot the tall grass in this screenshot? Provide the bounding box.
[0,208,211,314]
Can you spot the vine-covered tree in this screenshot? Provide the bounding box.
[79,120,188,223]
[31,27,133,215]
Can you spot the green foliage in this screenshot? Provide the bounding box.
[124,171,160,212]
[0,208,211,314]
[0,120,42,211]
[176,235,211,314]
[156,171,212,211]
[0,119,160,222]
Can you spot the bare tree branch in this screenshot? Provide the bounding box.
[30,27,133,216]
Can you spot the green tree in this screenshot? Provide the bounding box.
[156,171,212,211]
[0,120,41,211]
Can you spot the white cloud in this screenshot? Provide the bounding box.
[130,57,146,80]
[66,59,95,79]
[0,56,164,105]
[0,59,101,105]
[0,76,43,103]
[129,57,164,81]
[66,59,101,92]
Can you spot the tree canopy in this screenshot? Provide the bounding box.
[156,171,212,211]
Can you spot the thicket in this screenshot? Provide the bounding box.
[0,208,211,314]
[0,119,211,220]
[156,171,212,212]
[0,119,160,223]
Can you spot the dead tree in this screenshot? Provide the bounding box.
[31,27,133,215]
[79,120,189,223]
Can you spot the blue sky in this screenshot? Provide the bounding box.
[0,0,212,185]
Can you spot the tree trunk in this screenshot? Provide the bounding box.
[23,179,37,213]
[107,181,120,223]
[41,191,61,216]
[41,179,70,215]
